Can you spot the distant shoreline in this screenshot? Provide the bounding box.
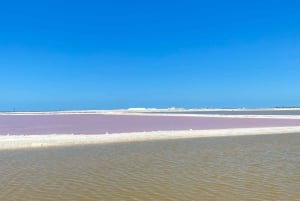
[1,107,300,114]
[1,109,300,120]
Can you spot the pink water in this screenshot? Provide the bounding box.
[1,114,300,135]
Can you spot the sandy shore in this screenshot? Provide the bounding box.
[1,126,300,150]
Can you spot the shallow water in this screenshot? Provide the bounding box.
[1,114,300,135]
[0,134,299,200]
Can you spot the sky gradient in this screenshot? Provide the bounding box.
[1,0,300,111]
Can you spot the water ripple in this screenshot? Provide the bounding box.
[0,133,299,200]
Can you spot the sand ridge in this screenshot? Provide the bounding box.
[1,126,300,150]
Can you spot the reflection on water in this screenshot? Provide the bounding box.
[1,134,299,200]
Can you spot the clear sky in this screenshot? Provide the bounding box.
[1,0,300,111]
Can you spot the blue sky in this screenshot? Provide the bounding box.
[0,0,300,111]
